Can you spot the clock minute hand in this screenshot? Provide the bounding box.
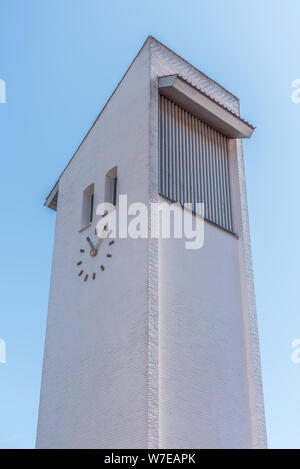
[95,237,104,251]
[95,229,112,251]
[94,229,105,250]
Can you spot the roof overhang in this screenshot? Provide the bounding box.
[45,182,58,211]
[158,75,254,138]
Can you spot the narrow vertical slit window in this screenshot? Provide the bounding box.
[105,166,118,207]
[81,183,94,228]
[89,193,94,223]
[112,177,117,207]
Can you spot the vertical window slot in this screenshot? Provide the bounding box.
[81,183,94,228]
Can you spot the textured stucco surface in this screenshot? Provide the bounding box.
[37,43,151,449]
[234,139,267,448]
[149,38,266,448]
[159,219,252,448]
[37,37,266,449]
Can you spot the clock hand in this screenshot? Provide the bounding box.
[95,237,104,251]
[95,229,112,251]
[94,229,105,250]
[87,230,113,257]
[86,236,95,250]
[87,237,97,256]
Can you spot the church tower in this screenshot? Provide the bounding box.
[36,37,267,449]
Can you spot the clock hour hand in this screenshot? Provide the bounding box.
[87,236,97,256]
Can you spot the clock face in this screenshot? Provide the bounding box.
[76,229,115,282]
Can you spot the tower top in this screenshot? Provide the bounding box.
[45,35,254,211]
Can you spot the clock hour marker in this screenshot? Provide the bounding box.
[106,253,112,258]
[84,275,88,282]
[77,261,82,266]
[80,249,85,253]
[100,265,104,271]
[93,273,96,280]
[109,240,115,246]
[78,270,83,277]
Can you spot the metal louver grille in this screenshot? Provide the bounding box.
[159,95,233,233]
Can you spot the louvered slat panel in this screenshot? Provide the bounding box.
[159,95,233,233]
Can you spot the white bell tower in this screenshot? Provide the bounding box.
[37,37,267,449]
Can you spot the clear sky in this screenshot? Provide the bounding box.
[1,0,300,449]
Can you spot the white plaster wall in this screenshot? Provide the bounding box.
[159,217,252,448]
[149,38,266,448]
[150,40,267,448]
[37,43,151,449]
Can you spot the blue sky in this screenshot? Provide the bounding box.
[1,0,300,449]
